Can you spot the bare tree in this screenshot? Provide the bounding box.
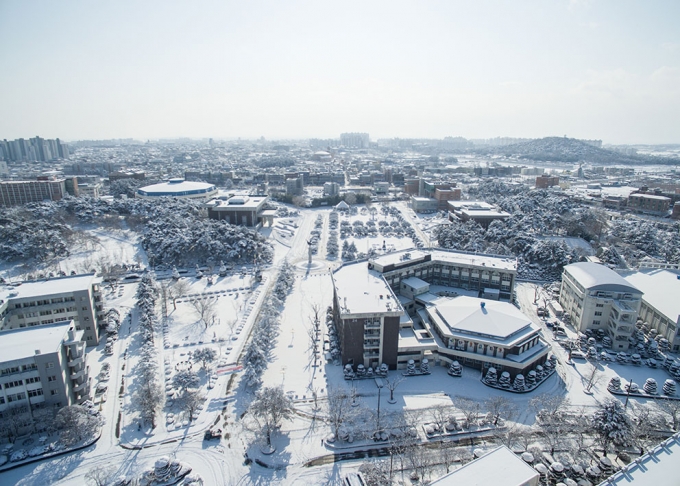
[167,279,190,311]
[429,404,455,436]
[583,363,604,393]
[438,439,458,474]
[454,397,481,429]
[529,392,571,422]
[657,398,680,431]
[630,404,665,454]
[359,460,392,486]
[191,295,217,329]
[538,414,564,455]
[484,395,516,426]
[326,386,358,440]
[384,375,405,403]
[55,405,102,446]
[85,465,116,486]
[177,388,205,420]
[568,407,592,462]
[0,404,32,442]
[405,442,434,484]
[516,425,537,452]
[248,386,294,449]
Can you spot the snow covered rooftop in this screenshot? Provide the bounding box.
[622,269,680,322]
[137,179,217,197]
[401,277,429,291]
[369,248,517,272]
[430,445,539,486]
[431,295,533,340]
[332,262,403,316]
[0,321,73,363]
[0,273,100,301]
[208,195,268,210]
[564,262,641,294]
[601,432,680,485]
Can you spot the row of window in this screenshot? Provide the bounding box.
[17,296,79,308]
[3,376,43,388]
[1,363,38,376]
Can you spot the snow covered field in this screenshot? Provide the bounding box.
[2,204,679,486]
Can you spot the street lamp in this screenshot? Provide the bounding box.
[376,381,384,439]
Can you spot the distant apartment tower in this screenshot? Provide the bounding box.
[285,175,304,196]
[0,177,66,207]
[340,133,370,149]
[0,273,105,345]
[0,137,69,162]
[324,181,340,197]
[535,174,559,189]
[0,322,91,429]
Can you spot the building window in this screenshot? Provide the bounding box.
[47,376,57,382]
[1,366,20,376]
[50,390,58,396]
[596,303,604,308]
[28,389,43,398]
[593,320,600,325]
[594,312,602,316]
[25,377,41,384]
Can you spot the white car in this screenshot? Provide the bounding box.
[10,449,27,462]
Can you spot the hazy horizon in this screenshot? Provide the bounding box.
[1,1,679,145]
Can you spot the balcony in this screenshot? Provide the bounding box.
[365,322,381,330]
[70,368,86,380]
[364,351,380,358]
[364,340,380,349]
[73,380,87,392]
[68,355,84,367]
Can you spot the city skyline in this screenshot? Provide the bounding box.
[1,1,679,144]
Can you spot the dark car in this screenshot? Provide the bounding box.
[204,428,222,441]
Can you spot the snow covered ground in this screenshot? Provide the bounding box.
[2,205,678,486]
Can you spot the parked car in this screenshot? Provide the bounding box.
[204,428,222,441]
[10,449,27,462]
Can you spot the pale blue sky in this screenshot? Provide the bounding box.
[1,0,678,143]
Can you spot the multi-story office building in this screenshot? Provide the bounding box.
[535,174,560,189]
[0,177,66,207]
[0,274,105,345]
[623,268,680,352]
[0,321,90,418]
[628,193,671,215]
[206,194,271,227]
[331,249,523,371]
[559,262,642,350]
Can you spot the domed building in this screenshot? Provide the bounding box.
[136,178,218,200]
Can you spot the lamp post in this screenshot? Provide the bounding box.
[376,381,384,439]
[624,377,633,409]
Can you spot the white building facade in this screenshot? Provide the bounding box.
[560,262,642,350]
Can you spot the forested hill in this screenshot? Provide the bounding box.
[476,137,679,165]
